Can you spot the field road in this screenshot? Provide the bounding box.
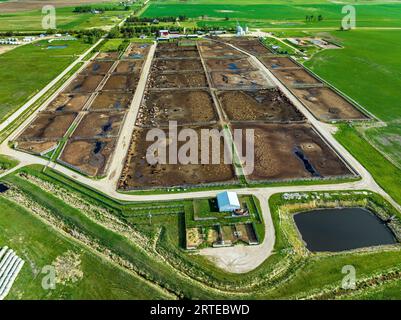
[0,38,400,273]
[0,38,103,133]
[105,42,156,187]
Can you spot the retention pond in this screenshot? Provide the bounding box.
[294,207,396,252]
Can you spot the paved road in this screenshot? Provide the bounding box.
[0,38,400,273]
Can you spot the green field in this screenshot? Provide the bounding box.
[303,29,401,205]
[0,6,128,31]
[1,165,401,299]
[0,39,89,122]
[142,1,401,28]
[0,197,170,299]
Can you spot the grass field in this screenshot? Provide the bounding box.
[0,5,128,31]
[142,1,401,29]
[1,165,401,299]
[304,29,401,205]
[335,125,401,205]
[0,39,89,123]
[0,197,170,299]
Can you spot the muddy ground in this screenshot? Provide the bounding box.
[114,60,143,73]
[88,92,132,111]
[261,56,300,69]
[80,61,114,75]
[217,89,305,122]
[17,112,77,140]
[152,58,203,72]
[96,52,119,60]
[205,58,255,71]
[45,93,90,112]
[150,72,208,88]
[16,140,58,155]
[102,74,139,91]
[210,70,272,89]
[59,138,117,177]
[292,87,368,121]
[232,123,352,181]
[71,112,125,139]
[119,126,237,189]
[223,38,273,56]
[200,48,246,58]
[155,50,200,59]
[64,74,104,93]
[138,90,218,127]
[123,43,150,60]
[273,68,322,87]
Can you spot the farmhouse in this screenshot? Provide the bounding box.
[217,191,240,212]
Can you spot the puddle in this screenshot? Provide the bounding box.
[93,141,104,154]
[0,183,9,193]
[293,146,320,177]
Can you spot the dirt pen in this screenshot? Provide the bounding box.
[64,74,104,93]
[137,90,218,127]
[114,60,143,73]
[291,87,369,121]
[273,68,322,87]
[210,70,273,89]
[80,60,114,75]
[123,43,151,60]
[155,50,200,59]
[102,74,140,91]
[45,93,90,112]
[217,89,305,122]
[261,56,300,70]
[119,126,237,190]
[223,38,273,56]
[17,112,77,140]
[232,123,352,182]
[59,138,117,177]
[71,112,125,139]
[15,140,58,156]
[88,92,132,111]
[152,58,203,72]
[151,72,208,88]
[205,58,255,71]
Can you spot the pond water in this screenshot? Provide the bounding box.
[294,207,396,252]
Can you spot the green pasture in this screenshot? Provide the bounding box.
[0,39,89,123]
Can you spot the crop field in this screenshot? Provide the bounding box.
[142,1,401,28]
[0,39,90,123]
[0,5,129,31]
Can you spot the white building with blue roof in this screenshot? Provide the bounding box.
[216,191,240,212]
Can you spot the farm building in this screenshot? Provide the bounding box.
[217,191,240,212]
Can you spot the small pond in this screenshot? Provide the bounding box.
[294,207,397,252]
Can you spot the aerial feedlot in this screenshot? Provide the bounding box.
[3,0,401,303]
[119,126,238,190]
[233,123,353,182]
[138,90,218,127]
[217,89,305,122]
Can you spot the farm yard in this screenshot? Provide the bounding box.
[1,0,401,303]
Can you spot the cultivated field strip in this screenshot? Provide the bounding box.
[0,246,24,300]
